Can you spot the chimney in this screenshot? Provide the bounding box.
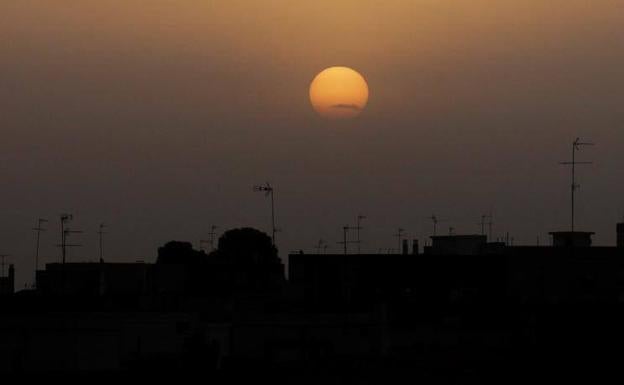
[618,223,624,248]
[402,239,409,255]
[412,240,419,255]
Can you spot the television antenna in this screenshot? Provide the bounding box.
[429,215,448,236]
[200,225,219,252]
[338,225,360,255]
[97,223,107,262]
[253,183,276,246]
[394,228,405,252]
[315,239,326,254]
[33,218,48,280]
[478,213,493,240]
[356,215,366,254]
[560,138,594,232]
[58,214,82,263]
[59,214,72,264]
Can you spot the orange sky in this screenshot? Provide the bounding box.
[1,1,623,287]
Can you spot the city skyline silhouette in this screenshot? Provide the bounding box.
[1,1,624,379]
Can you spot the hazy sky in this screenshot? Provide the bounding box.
[2,1,624,287]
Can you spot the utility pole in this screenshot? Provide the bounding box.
[33,218,48,280]
[253,183,276,246]
[356,215,366,254]
[560,138,593,232]
[98,223,106,262]
[394,228,405,253]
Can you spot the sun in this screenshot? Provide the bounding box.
[309,66,369,119]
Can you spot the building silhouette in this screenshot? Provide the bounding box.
[0,264,14,296]
[1,224,624,380]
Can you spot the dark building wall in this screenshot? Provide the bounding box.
[289,253,506,307]
[290,246,624,307]
[549,232,594,248]
[427,235,488,255]
[36,263,150,297]
[0,313,197,372]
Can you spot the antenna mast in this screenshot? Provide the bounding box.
[58,214,82,263]
[356,215,366,254]
[478,213,493,240]
[338,225,359,255]
[560,138,593,232]
[33,218,48,285]
[430,215,438,236]
[253,183,276,246]
[200,225,219,252]
[394,228,405,253]
[315,239,326,254]
[429,215,448,236]
[98,223,107,262]
[60,214,72,264]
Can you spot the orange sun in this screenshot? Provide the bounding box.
[309,66,369,119]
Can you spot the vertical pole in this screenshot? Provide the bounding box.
[60,214,73,264]
[431,216,438,236]
[357,217,361,254]
[253,183,277,247]
[33,218,47,286]
[98,223,105,261]
[35,223,41,272]
[480,215,486,236]
[343,226,348,255]
[560,138,592,233]
[395,228,404,254]
[270,189,276,246]
[571,143,575,233]
[99,227,103,261]
[61,217,66,264]
[356,215,365,254]
[210,225,217,251]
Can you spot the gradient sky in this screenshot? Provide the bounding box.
[2,1,624,288]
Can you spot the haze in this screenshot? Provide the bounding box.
[1,1,624,288]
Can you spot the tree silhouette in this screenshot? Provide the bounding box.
[154,229,284,294]
[156,241,206,265]
[217,227,279,266]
